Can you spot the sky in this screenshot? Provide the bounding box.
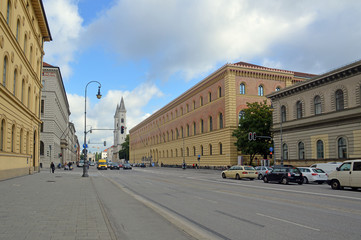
[42,0,361,152]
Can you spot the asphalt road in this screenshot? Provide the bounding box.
[88,166,361,240]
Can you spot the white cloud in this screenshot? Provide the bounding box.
[68,82,163,148]
[43,0,83,78]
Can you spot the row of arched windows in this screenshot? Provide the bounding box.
[282,137,348,160]
[156,143,223,158]
[240,83,281,96]
[0,118,30,154]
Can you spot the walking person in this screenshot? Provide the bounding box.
[50,162,55,173]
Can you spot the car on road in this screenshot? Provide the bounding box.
[110,162,120,170]
[221,165,258,180]
[77,160,84,167]
[298,167,327,184]
[263,166,303,185]
[97,159,107,170]
[254,166,273,180]
[123,163,132,170]
[89,161,95,166]
[309,162,342,174]
[327,159,361,190]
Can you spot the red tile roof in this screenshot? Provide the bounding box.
[43,62,55,67]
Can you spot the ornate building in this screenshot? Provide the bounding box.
[113,97,126,161]
[268,60,361,166]
[129,61,315,167]
[0,0,51,180]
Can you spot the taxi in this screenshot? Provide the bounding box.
[222,165,258,180]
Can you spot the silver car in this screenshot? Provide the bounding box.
[254,166,273,180]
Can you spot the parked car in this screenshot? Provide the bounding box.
[118,163,123,168]
[77,160,84,167]
[107,161,113,168]
[263,166,303,185]
[140,163,146,168]
[89,161,95,166]
[123,163,132,170]
[327,159,361,190]
[309,162,342,174]
[221,165,258,180]
[298,167,328,184]
[254,166,273,180]
[110,162,120,170]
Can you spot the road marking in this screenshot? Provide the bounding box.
[256,213,320,231]
[189,177,361,201]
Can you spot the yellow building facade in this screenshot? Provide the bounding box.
[0,0,51,180]
[129,62,314,167]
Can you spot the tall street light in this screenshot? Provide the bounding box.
[82,81,102,177]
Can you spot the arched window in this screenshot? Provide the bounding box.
[193,100,196,110]
[281,105,286,122]
[171,130,173,140]
[314,95,321,115]
[40,141,44,156]
[0,120,5,151]
[317,140,324,159]
[20,129,23,153]
[208,92,212,102]
[27,86,31,107]
[218,87,222,98]
[16,19,20,41]
[22,79,25,103]
[201,145,203,156]
[335,89,344,111]
[209,116,213,131]
[296,101,303,119]
[11,125,15,153]
[187,124,190,137]
[187,147,189,156]
[186,104,189,112]
[298,142,304,160]
[121,118,124,123]
[24,34,27,54]
[193,146,196,156]
[276,87,281,91]
[282,143,288,160]
[201,119,204,133]
[3,56,9,87]
[209,144,212,155]
[200,96,203,106]
[338,137,347,159]
[219,113,223,129]
[181,126,184,138]
[238,111,245,126]
[13,69,17,96]
[258,85,264,96]
[219,143,223,155]
[30,46,33,65]
[240,83,245,94]
[7,0,11,25]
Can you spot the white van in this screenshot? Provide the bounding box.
[327,160,361,190]
[309,162,342,174]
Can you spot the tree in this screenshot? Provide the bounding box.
[118,135,129,160]
[232,100,272,165]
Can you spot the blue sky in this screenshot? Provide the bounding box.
[42,0,361,152]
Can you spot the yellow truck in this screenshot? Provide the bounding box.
[97,159,107,170]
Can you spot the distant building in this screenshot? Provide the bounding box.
[101,149,108,159]
[113,97,127,161]
[0,0,52,180]
[40,63,76,167]
[129,61,315,167]
[267,60,361,166]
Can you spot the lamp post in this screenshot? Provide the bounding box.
[82,81,102,177]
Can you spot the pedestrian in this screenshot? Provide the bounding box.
[50,162,55,173]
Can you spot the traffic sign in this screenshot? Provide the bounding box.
[269,147,273,152]
[83,144,88,148]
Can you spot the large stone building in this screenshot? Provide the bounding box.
[113,97,126,161]
[0,0,51,180]
[40,63,78,168]
[267,60,361,166]
[129,61,315,167]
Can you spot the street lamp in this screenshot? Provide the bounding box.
[82,81,102,177]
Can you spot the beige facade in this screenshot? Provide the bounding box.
[268,60,361,167]
[129,62,314,167]
[0,0,51,180]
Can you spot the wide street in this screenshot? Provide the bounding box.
[91,165,361,240]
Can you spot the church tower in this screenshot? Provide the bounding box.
[113,97,126,160]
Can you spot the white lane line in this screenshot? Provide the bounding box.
[256,213,320,231]
[188,177,361,201]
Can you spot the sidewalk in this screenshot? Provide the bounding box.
[0,169,112,240]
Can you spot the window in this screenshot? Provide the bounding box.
[218,87,222,97]
[338,137,347,159]
[296,101,303,119]
[3,56,8,87]
[22,79,25,103]
[276,87,281,91]
[0,120,5,151]
[40,141,44,156]
[317,140,324,159]
[209,144,212,155]
[240,83,245,94]
[20,129,23,153]
[40,122,43,132]
[208,92,212,102]
[335,89,344,111]
[193,122,196,135]
[24,34,27,54]
[11,125,15,153]
[281,106,286,122]
[187,147,189,156]
[193,147,196,156]
[7,0,11,25]
[339,163,351,171]
[27,87,31,107]
[353,162,361,171]
[186,104,189,112]
[41,100,44,114]
[298,142,305,160]
[219,143,222,155]
[314,96,321,115]
[187,124,190,137]
[201,119,204,133]
[238,111,245,125]
[121,118,124,123]
[16,20,20,41]
[201,145,203,156]
[258,85,264,96]
[200,96,203,106]
[282,143,288,160]
[209,116,213,131]
[193,100,196,110]
[219,113,223,129]
[13,69,17,95]
[181,127,184,138]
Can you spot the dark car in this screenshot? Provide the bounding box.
[140,163,146,168]
[109,163,120,170]
[263,166,303,185]
[123,163,132,170]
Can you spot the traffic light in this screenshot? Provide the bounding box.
[104,141,106,146]
[269,151,273,158]
[121,126,124,134]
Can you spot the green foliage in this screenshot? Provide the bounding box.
[232,100,272,165]
[118,135,129,160]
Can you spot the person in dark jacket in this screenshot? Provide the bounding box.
[50,162,55,173]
